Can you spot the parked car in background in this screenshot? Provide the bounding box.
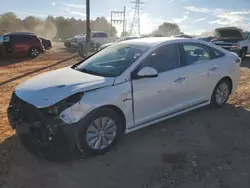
[91,31,109,46]
[39,37,52,50]
[8,37,240,158]
[99,36,142,50]
[196,36,217,42]
[0,35,3,57]
[71,35,85,48]
[151,34,164,37]
[64,38,72,48]
[69,31,109,50]
[0,32,45,58]
[212,27,250,59]
[172,34,193,38]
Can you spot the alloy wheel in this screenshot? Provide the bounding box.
[31,48,39,57]
[215,82,229,105]
[86,117,117,150]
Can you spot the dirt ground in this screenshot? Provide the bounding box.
[1,47,250,188]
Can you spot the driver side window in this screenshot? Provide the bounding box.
[138,43,180,73]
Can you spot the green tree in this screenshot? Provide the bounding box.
[0,12,21,33]
[152,22,181,37]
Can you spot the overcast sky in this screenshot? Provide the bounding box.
[1,0,250,35]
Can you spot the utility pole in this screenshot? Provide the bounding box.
[86,0,91,43]
[110,7,126,37]
[78,0,91,58]
[123,6,126,36]
[130,0,144,35]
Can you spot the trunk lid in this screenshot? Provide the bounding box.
[215,27,244,41]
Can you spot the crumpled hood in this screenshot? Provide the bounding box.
[15,67,115,108]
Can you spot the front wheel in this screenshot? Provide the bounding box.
[79,108,123,156]
[29,47,40,58]
[77,48,86,58]
[211,79,231,108]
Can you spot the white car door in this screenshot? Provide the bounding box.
[131,43,189,126]
[178,43,219,104]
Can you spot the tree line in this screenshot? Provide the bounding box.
[0,12,190,40]
[0,12,118,40]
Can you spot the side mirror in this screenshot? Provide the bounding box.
[136,67,158,78]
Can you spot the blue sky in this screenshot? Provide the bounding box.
[1,0,250,35]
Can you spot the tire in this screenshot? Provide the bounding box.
[29,47,40,58]
[240,48,247,60]
[78,108,124,156]
[211,79,231,108]
[77,47,86,58]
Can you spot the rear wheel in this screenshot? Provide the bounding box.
[79,108,123,156]
[29,47,40,58]
[240,48,247,59]
[211,79,231,108]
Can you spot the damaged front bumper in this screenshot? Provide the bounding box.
[7,92,82,161]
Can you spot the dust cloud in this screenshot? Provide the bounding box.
[33,21,57,40]
[16,21,57,40]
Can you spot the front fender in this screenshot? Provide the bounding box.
[59,81,134,129]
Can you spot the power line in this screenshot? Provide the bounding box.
[110,7,126,36]
[130,0,144,35]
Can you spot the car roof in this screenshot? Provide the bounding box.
[92,31,106,33]
[5,32,36,36]
[119,37,189,47]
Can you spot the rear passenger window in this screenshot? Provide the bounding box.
[210,48,225,59]
[94,33,108,38]
[23,36,33,41]
[139,44,179,73]
[100,33,108,38]
[181,44,211,66]
[92,33,98,38]
[12,35,33,43]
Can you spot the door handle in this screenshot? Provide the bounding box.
[210,66,218,72]
[174,77,186,83]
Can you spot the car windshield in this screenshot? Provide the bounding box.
[74,43,149,77]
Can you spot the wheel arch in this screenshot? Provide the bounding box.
[28,46,39,56]
[242,46,248,51]
[88,105,126,133]
[219,76,233,94]
[241,46,248,58]
[28,46,36,51]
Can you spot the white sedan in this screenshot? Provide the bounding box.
[8,37,241,158]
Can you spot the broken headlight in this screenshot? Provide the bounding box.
[44,93,83,116]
